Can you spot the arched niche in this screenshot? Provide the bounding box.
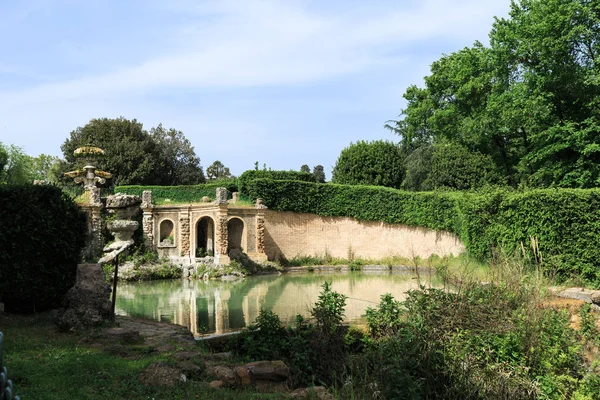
[196,216,215,257]
[227,217,244,252]
[159,219,175,246]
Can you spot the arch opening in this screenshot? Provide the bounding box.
[159,219,175,246]
[196,217,215,257]
[227,218,244,252]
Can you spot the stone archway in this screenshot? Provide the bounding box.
[227,218,244,252]
[196,217,215,257]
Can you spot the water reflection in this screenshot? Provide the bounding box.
[115,271,440,337]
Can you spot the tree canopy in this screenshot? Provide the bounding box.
[386,0,600,188]
[60,117,205,186]
[332,140,404,188]
[206,160,232,180]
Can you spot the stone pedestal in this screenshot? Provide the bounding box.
[55,264,113,331]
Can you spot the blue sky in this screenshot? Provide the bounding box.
[0,0,510,177]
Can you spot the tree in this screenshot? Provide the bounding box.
[300,164,311,173]
[0,143,34,184]
[29,154,61,182]
[387,0,600,188]
[0,143,8,182]
[332,140,404,188]
[401,146,434,191]
[206,160,232,180]
[150,124,205,185]
[313,165,326,183]
[61,117,204,186]
[428,144,504,190]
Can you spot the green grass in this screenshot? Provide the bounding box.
[285,252,490,279]
[0,313,288,400]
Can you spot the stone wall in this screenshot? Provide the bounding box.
[263,210,464,261]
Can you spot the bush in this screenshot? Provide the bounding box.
[332,140,405,188]
[237,169,314,196]
[0,185,87,312]
[246,179,600,285]
[115,182,237,204]
[354,285,584,399]
[403,144,504,191]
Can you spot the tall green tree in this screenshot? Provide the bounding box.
[150,124,205,185]
[300,164,311,174]
[61,118,204,186]
[29,154,61,182]
[206,160,231,180]
[388,0,600,188]
[312,165,326,183]
[0,143,34,184]
[332,140,404,188]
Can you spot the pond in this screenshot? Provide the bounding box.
[115,269,442,338]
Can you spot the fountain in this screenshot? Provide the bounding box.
[64,146,112,190]
[62,145,141,319]
[99,194,141,264]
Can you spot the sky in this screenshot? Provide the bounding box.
[0,0,511,177]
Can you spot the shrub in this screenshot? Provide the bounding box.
[332,140,405,188]
[237,169,314,195]
[366,293,403,338]
[0,185,87,312]
[403,144,504,191]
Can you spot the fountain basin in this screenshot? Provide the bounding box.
[107,220,139,241]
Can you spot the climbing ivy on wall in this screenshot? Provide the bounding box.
[245,179,600,286]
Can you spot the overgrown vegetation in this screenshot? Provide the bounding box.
[0,185,87,313]
[247,179,600,286]
[227,263,600,399]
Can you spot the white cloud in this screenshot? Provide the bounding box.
[0,0,511,174]
[0,0,509,106]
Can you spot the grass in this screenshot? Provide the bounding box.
[0,313,288,400]
[285,252,490,278]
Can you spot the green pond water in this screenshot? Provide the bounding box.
[115,270,442,337]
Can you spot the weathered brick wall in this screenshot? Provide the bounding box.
[263,210,464,261]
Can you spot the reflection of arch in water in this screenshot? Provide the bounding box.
[195,216,215,257]
[227,217,244,252]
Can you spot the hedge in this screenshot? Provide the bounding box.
[246,179,600,286]
[0,185,87,312]
[237,170,314,196]
[115,182,238,204]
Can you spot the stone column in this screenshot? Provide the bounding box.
[215,204,230,264]
[88,187,104,257]
[179,207,191,258]
[141,190,154,249]
[90,206,103,256]
[254,198,268,262]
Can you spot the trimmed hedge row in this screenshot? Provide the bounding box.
[238,170,314,196]
[245,179,600,286]
[0,185,87,313]
[115,183,238,204]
